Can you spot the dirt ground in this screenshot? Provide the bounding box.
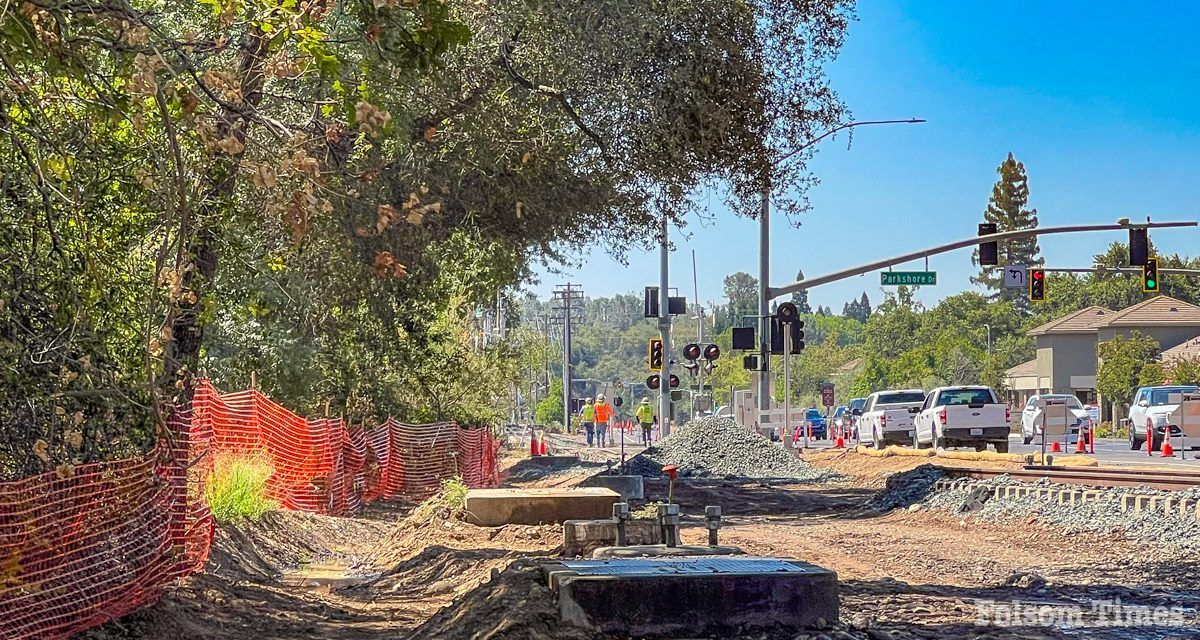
[85,445,1200,640]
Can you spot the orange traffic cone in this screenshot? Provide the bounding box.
[530,434,540,456]
[1075,432,1088,454]
[540,438,548,456]
[1162,439,1175,458]
[835,433,845,448]
[1050,441,1061,453]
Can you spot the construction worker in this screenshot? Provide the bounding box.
[579,398,596,447]
[635,397,656,446]
[594,394,613,448]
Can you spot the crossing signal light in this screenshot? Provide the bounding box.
[978,223,998,266]
[646,373,681,389]
[770,316,805,354]
[1029,268,1046,302]
[682,343,702,361]
[648,338,664,371]
[1143,258,1160,292]
[703,344,720,361]
[1129,228,1149,266]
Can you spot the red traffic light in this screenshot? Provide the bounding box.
[646,374,660,390]
[1032,270,1044,280]
[703,344,721,361]
[682,343,701,361]
[669,374,680,388]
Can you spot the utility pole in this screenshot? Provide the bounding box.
[659,213,672,438]
[551,284,583,431]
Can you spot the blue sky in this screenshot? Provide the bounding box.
[528,1,1200,311]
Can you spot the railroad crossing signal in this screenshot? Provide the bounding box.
[648,338,664,371]
[1143,258,1160,292]
[646,374,680,390]
[1029,268,1046,302]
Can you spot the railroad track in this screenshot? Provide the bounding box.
[935,465,1200,491]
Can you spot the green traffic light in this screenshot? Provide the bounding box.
[1147,279,1156,288]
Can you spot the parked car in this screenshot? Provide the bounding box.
[1019,394,1093,445]
[913,386,1010,452]
[803,407,828,439]
[1127,385,1200,451]
[846,397,868,440]
[859,389,926,449]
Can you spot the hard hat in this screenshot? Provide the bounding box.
[585,397,593,402]
[597,394,605,401]
[640,397,651,404]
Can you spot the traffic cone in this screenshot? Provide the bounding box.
[835,433,845,449]
[1075,432,1087,454]
[540,438,548,456]
[530,434,540,457]
[1162,439,1175,458]
[1050,441,1061,453]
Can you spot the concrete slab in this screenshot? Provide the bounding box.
[563,519,661,557]
[542,557,838,636]
[577,474,644,500]
[464,487,620,526]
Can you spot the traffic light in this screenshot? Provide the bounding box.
[648,338,663,371]
[1129,228,1149,266]
[1143,258,1160,292]
[978,222,998,266]
[1029,268,1046,302]
[742,355,759,371]
[669,374,680,389]
[646,374,660,390]
[770,316,805,354]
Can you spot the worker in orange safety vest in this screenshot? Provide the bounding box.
[594,394,614,447]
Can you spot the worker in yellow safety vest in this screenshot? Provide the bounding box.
[579,398,596,447]
[635,397,656,446]
[594,394,614,447]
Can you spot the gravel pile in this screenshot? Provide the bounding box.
[629,416,838,482]
[866,465,945,511]
[922,476,1200,550]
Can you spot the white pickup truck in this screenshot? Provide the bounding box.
[858,389,926,449]
[913,386,1011,453]
[1127,385,1200,451]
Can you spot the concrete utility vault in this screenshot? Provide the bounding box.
[463,487,620,526]
[542,557,839,636]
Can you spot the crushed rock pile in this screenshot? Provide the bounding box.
[921,475,1200,550]
[866,465,945,511]
[628,416,838,482]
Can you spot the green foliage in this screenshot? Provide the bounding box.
[534,379,565,427]
[206,454,278,523]
[971,152,1043,313]
[1096,332,1161,409]
[407,475,468,525]
[1168,358,1200,385]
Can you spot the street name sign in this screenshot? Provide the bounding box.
[881,271,936,286]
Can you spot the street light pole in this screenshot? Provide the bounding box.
[659,212,672,438]
[983,323,992,355]
[757,118,926,429]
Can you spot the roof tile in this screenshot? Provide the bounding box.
[1092,295,1200,327]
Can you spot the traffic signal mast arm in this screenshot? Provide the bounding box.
[768,220,1197,299]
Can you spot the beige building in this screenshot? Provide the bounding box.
[1004,296,1200,414]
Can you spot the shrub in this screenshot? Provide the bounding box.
[205,453,278,522]
[1093,421,1128,440]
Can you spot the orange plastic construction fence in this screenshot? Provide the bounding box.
[0,379,502,639]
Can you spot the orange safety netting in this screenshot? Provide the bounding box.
[0,409,213,640]
[0,379,502,639]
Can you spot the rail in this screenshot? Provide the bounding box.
[935,464,1200,491]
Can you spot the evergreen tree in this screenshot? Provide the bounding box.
[971,152,1042,312]
[859,292,872,317]
[840,292,872,323]
[790,270,812,313]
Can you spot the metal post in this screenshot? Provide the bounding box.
[783,320,791,447]
[659,213,672,438]
[563,295,572,434]
[757,184,771,428]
